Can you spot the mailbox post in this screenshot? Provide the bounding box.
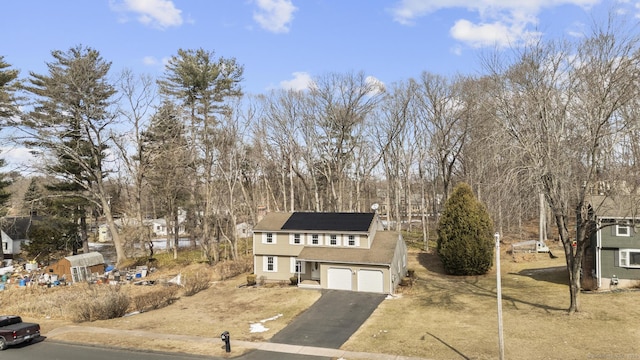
[221,331,231,353]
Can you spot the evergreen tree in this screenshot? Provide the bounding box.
[23,178,45,216]
[23,217,80,265]
[0,57,19,262]
[22,45,126,263]
[142,101,191,259]
[437,182,494,275]
[0,55,20,121]
[158,48,243,263]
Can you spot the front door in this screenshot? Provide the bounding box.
[311,262,320,280]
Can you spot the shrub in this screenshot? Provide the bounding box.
[182,271,212,296]
[69,284,130,322]
[247,274,257,286]
[131,285,179,312]
[216,257,253,280]
[437,182,494,276]
[289,276,298,285]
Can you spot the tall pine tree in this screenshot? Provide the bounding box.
[22,45,126,264]
[0,56,19,262]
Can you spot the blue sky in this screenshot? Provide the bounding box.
[0,0,635,169]
[2,0,629,96]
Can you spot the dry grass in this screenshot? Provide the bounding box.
[4,242,640,359]
[342,243,640,359]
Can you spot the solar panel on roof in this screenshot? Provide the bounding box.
[281,212,374,232]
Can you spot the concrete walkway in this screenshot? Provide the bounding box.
[46,326,429,360]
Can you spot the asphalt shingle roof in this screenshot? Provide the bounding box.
[281,212,375,232]
[297,231,400,266]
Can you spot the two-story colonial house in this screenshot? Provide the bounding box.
[583,195,640,289]
[253,212,408,294]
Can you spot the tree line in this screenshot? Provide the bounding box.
[2,13,640,312]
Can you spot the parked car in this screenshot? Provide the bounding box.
[0,316,40,350]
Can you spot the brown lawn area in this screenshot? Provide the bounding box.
[4,243,640,359]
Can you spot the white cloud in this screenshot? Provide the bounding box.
[253,0,297,33]
[141,55,171,70]
[280,72,312,91]
[450,19,517,48]
[142,56,159,66]
[390,0,601,49]
[110,0,183,29]
[365,76,386,95]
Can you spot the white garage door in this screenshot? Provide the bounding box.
[327,268,352,290]
[357,270,384,293]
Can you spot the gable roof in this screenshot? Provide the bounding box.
[588,195,640,218]
[65,252,105,267]
[253,212,293,231]
[297,231,400,266]
[282,212,375,232]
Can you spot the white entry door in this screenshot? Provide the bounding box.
[327,268,352,290]
[357,269,384,293]
[311,262,320,280]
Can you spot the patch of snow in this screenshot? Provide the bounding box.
[386,293,402,300]
[261,314,283,322]
[250,323,269,333]
[249,313,283,333]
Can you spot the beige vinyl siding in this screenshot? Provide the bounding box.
[254,231,305,257]
[254,255,297,281]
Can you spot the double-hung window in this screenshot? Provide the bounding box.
[616,221,631,237]
[264,256,277,272]
[619,249,640,268]
[264,232,274,244]
[311,234,319,245]
[329,234,338,246]
[347,235,356,246]
[291,233,302,245]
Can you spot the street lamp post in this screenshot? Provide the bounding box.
[495,232,505,360]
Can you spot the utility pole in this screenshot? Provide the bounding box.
[495,232,505,360]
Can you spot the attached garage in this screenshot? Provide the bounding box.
[357,269,384,293]
[327,267,352,290]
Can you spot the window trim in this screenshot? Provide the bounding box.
[329,234,338,246]
[346,234,358,247]
[619,249,640,268]
[263,232,274,244]
[264,255,278,272]
[616,223,631,237]
[290,233,303,245]
[310,234,320,245]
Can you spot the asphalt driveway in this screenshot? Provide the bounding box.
[269,290,386,349]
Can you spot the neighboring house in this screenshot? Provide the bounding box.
[1,216,41,259]
[583,195,640,289]
[236,222,253,239]
[97,210,188,242]
[253,212,408,294]
[47,252,105,283]
[148,218,187,237]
